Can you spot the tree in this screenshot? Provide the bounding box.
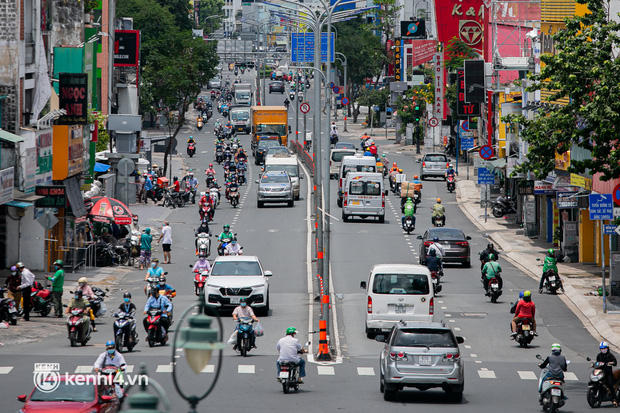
[507,0,620,180]
[198,0,224,33]
[357,88,390,126]
[155,0,192,32]
[370,0,403,82]
[444,37,480,72]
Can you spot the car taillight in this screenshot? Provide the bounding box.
[382,193,385,207]
[339,178,342,188]
[429,297,434,315]
[422,161,426,168]
[445,353,460,360]
[344,191,348,207]
[367,296,372,313]
[424,241,433,247]
[446,162,450,168]
[456,241,469,247]
[389,351,396,360]
[397,352,405,358]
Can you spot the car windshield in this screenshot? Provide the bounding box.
[342,164,376,176]
[332,151,356,162]
[349,180,382,196]
[230,111,249,121]
[211,261,262,276]
[257,124,286,136]
[267,147,289,155]
[425,155,447,163]
[392,328,457,348]
[261,174,289,184]
[210,78,220,83]
[258,140,281,150]
[29,381,96,402]
[335,142,355,150]
[271,81,283,86]
[236,91,250,99]
[372,274,430,295]
[265,164,298,177]
[427,229,465,241]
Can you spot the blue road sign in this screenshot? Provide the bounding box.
[461,137,474,150]
[604,224,617,235]
[589,194,613,220]
[291,33,335,63]
[477,168,495,185]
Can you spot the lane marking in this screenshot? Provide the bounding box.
[0,367,13,374]
[470,354,477,358]
[441,306,447,310]
[201,365,215,373]
[75,365,93,374]
[445,314,451,317]
[357,367,375,376]
[464,345,472,348]
[454,327,461,331]
[238,365,255,374]
[156,364,174,373]
[317,366,335,375]
[564,372,578,381]
[478,370,496,378]
[518,371,538,380]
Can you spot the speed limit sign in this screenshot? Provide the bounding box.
[300,102,310,114]
[428,117,439,127]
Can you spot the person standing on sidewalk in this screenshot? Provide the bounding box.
[4,266,22,313]
[47,260,65,317]
[144,175,153,204]
[139,228,153,270]
[159,221,173,264]
[16,262,35,321]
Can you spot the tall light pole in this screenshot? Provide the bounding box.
[335,52,347,127]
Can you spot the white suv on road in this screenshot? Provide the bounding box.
[206,255,272,316]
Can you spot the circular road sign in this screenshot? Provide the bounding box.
[428,117,439,128]
[479,145,494,160]
[341,97,349,106]
[332,86,341,94]
[614,183,620,206]
[329,82,335,88]
[300,102,310,114]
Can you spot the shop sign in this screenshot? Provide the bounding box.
[57,73,88,125]
[0,167,15,204]
[554,149,570,171]
[409,40,437,67]
[570,173,592,190]
[457,69,480,116]
[557,192,579,209]
[435,0,484,51]
[534,180,554,195]
[24,147,36,193]
[433,52,445,120]
[35,185,67,208]
[35,130,53,186]
[394,38,402,82]
[114,30,140,67]
[517,179,535,195]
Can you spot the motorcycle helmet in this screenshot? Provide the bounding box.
[239,297,247,303]
[189,172,194,177]
[429,249,436,256]
[152,258,159,264]
[488,253,495,261]
[106,340,115,349]
[209,163,213,167]
[413,175,419,180]
[433,237,439,242]
[74,289,83,298]
[392,163,397,167]
[548,249,555,257]
[449,163,453,168]
[189,136,193,140]
[16,262,25,269]
[53,259,64,266]
[10,265,17,275]
[407,197,412,202]
[487,243,494,250]
[150,288,159,297]
[123,292,132,299]
[286,327,297,335]
[78,277,87,285]
[159,276,166,285]
[519,291,524,299]
[398,169,403,173]
[173,176,178,182]
[223,224,230,230]
[382,154,386,158]
[600,341,609,349]
[551,343,562,352]
[523,290,531,297]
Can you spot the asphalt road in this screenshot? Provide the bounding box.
[0,68,605,412]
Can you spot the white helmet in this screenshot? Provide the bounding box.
[200,192,205,197]
[78,277,87,284]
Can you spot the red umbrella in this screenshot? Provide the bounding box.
[86,196,133,225]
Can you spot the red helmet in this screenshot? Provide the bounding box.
[209,163,213,167]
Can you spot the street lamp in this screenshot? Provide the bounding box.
[120,364,171,413]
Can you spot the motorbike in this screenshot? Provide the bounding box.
[235,317,255,357]
[284,100,290,110]
[297,91,303,102]
[330,133,339,148]
[95,241,130,267]
[192,268,208,296]
[187,142,196,157]
[514,318,535,347]
[88,287,108,318]
[537,354,569,412]
[542,270,562,294]
[218,234,235,256]
[237,169,246,185]
[199,204,214,222]
[492,195,517,218]
[586,356,620,408]
[0,288,18,325]
[209,187,220,207]
[122,233,139,266]
[429,270,443,294]
[229,187,240,208]
[162,188,182,209]
[279,341,310,393]
[403,216,415,234]
[485,276,502,303]
[446,174,456,192]
[289,91,295,101]
[113,311,138,352]
[29,281,54,317]
[205,173,215,188]
[215,148,224,164]
[432,215,445,227]
[67,307,92,347]
[145,308,168,347]
[196,232,211,257]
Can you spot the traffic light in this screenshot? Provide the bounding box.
[414,103,421,122]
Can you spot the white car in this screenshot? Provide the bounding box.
[208,77,221,89]
[206,255,272,315]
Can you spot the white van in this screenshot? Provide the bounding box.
[337,155,377,207]
[330,148,357,179]
[342,172,386,223]
[264,154,302,200]
[360,264,436,337]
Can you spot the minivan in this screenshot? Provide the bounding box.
[337,155,377,207]
[330,148,357,179]
[360,264,436,338]
[264,154,302,200]
[421,153,450,180]
[342,172,386,223]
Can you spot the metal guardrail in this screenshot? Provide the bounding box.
[290,140,314,175]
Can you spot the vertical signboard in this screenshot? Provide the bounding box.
[24,147,37,193]
[0,167,15,204]
[35,130,53,186]
[433,52,445,120]
[57,73,88,125]
[114,30,140,67]
[457,69,481,116]
[464,59,485,103]
[394,38,402,82]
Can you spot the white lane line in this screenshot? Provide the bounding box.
[470,354,477,358]
[0,367,13,374]
[475,360,482,364]
[238,365,255,374]
[478,370,496,379]
[441,306,448,310]
[201,365,215,373]
[464,345,472,349]
[518,371,538,380]
[124,365,134,373]
[454,327,461,331]
[445,313,451,317]
[448,320,455,323]
[357,367,375,376]
[156,364,174,373]
[317,366,335,375]
[75,366,93,374]
[564,372,579,381]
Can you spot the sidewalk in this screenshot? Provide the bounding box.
[456,179,620,350]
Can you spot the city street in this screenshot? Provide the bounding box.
[1,69,605,412]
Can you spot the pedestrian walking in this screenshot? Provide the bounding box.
[4,265,22,312]
[159,221,172,264]
[16,262,35,321]
[144,175,153,204]
[47,259,65,317]
[139,228,153,270]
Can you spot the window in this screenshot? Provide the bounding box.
[365,181,381,195]
[428,229,465,241]
[265,164,298,177]
[231,111,249,121]
[331,151,356,162]
[372,274,429,295]
[29,381,95,402]
[425,155,447,163]
[257,124,286,136]
[349,181,381,196]
[211,261,262,276]
[393,329,456,348]
[236,91,250,100]
[350,180,365,195]
[257,140,281,150]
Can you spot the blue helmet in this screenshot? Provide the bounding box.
[600,341,609,349]
[519,291,524,299]
[105,340,115,349]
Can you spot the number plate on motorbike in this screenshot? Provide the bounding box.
[522,324,531,330]
[419,356,432,366]
[491,283,499,288]
[279,372,289,379]
[8,307,16,313]
[230,297,240,304]
[551,388,561,396]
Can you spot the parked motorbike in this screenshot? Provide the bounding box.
[113,311,138,352]
[67,307,92,347]
[187,142,196,157]
[492,195,516,218]
[0,288,18,325]
[29,281,53,317]
[586,356,620,408]
[432,215,445,227]
[162,188,181,209]
[537,354,569,412]
[196,233,211,257]
[145,308,168,347]
[514,318,535,347]
[235,317,254,357]
[485,277,502,303]
[279,341,310,393]
[95,241,130,267]
[403,216,415,234]
[446,174,456,193]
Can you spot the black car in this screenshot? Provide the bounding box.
[269,81,285,94]
[417,227,472,267]
[255,139,282,165]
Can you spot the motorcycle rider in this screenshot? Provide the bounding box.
[510,291,525,314]
[187,136,196,145]
[225,238,243,255]
[511,290,537,338]
[480,243,501,269]
[205,164,216,176]
[431,198,446,226]
[193,254,211,274]
[481,253,503,293]
[77,276,97,330]
[445,163,456,178]
[596,341,619,407]
[227,177,240,201]
[118,292,136,314]
[172,176,181,193]
[276,327,307,383]
[157,276,176,299]
[401,197,416,230]
[425,248,442,273]
[236,149,248,163]
[283,97,290,109]
[538,343,567,394]
[143,288,172,337]
[232,297,260,350]
[143,258,164,295]
[94,340,127,372]
[195,219,212,255]
[4,265,22,313]
[66,290,91,337]
[218,224,234,251]
[198,192,214,221]
[428,237,445,258]
[539,249,564,293]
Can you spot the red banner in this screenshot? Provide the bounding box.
[435,0,485,52]
[406,39,437,67]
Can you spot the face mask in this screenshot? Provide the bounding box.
[240,303,247,307]
[74,295,80,300]
[602,348,609,354]
[124,298,130,303]
[151,263,157,268]
[54,266,59,270]
[11,271,17,276]
[107,349,115,355]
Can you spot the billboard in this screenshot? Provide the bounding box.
[57,73,88,125]
[457,69,481,116]
[435,0,484,52]
[114,30,140,67]
[401,20,426,39]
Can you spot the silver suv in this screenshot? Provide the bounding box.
[421,153,449,180]
[256,170,294,208]
[377,321,465,402]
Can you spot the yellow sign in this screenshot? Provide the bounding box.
[554,150,570,171]
[570,173,592,190]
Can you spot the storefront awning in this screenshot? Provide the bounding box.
[487,158,507,169]
[4,200,33,208]
[0,129,25,143]
[13,189,43,203]
[94,162,111,173]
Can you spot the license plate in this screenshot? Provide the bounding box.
[522,324,531,331]
[238,128,243,131]
[8,307,16,313]
[395,305,406,314]
[491,283,499,288]
[419,356,432,366]
[551,388,561,396]
[351,200,360,205]
[230,297,240,304]
[443,245,451,250]
[279,372,289,379]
